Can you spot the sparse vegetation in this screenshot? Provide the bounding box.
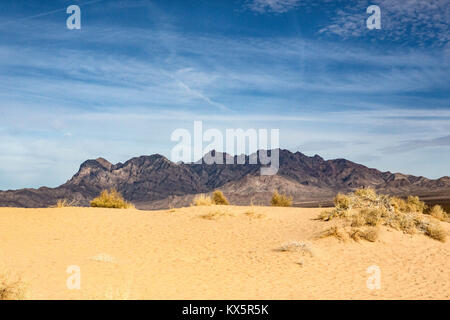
[317,188,446,242]
[349,227,379,242]
[90,189,134,209]
[271,191,292,207]
[320,226,347,241]
[244,206,265,219]
[424,222,447,242]
[212,190,230,205]
[54,198,78,208]
[0,273,26,300]
[276,241,315,257]
[428,205,448,222]
[192,194,214,206]
[199,208,234,220]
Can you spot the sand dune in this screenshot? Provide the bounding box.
[0,206,448,299]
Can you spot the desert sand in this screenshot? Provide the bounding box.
[0,206,449,300]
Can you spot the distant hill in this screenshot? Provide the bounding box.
[1,149,449,209]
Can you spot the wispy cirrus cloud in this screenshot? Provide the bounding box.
[381,135,450,153]
[319,0,450,46]
[245,0,302,13]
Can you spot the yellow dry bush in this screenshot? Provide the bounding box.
[90,189,134,209]
[333,193,351,210]
[271,191,292,207]
[406,195,426,214]
[361,227,379,242]
[212,190,229,205]
[192,194,214,206]
[354,188,377,201]
[350,213,366,227]
[360,208,383,226]
[320,226,347,241]
[53,199,78,208]
[424,222,447,242]
[0,274,26,300]
[319,189,445,242]
[390,196,408,213]
[428,205,447,221]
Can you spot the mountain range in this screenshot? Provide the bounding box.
[1,149,449,209]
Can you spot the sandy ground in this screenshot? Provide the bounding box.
[0,206,449,300]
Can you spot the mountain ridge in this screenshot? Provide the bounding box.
[1,149,449,209]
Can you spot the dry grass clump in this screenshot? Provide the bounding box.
[424,222,447,242]
[212,190,230,205]
[54,199,78,208]
[192,191,230,206]
[317,188,445,242]
[271,191,292,207]
[276,241,315,257]
[406,196,426,214]
[0,273,26,300]
[359,208,383,226]
[243,206,265,219]
[199,208,234,220]
[350,227,379,242]
[428,205,448,222]
[90,189,134,209]
[334,193,351,210]
[192,194,214,206]
[320,226,348,241]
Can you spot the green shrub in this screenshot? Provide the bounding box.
[271,191,292,207]
[90,189,134,209]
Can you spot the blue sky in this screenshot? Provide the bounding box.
[0,0,449,189]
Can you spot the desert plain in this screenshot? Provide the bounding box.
[0,205,449,300]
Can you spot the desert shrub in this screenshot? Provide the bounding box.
[320,226,347,241]
[396,213,416,234]
[212,190,229,205]
[406,196,426,214]
[90,189,134,209]
[351,213,366,227]
[271,191,292,207]
[360,208,383,226]
[318,210,335,221]
[353,188,377,201]
[390,196,408,213]
[318,189,445,241]
[424,222,447,242]
[0,274,26,300]
[276,241,315,257]
[361,227,379,242]
[244,206,265,219]
[199,208,234,220]
[428,205,447,221]
[333,193,351,210]
[192,194,214,206]
[54,199,78,208]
